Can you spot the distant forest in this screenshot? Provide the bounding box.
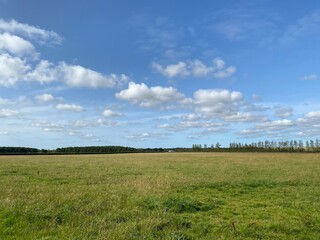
[1,139,320,154]
[193,139,320,152]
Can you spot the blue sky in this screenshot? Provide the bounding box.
[0,0,320,149]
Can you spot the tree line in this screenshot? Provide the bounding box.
[0,147,41,154]
[55,146,137,154]
[192,139,320,152]
[1,139,320,154]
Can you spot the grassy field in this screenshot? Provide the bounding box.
[0,152,319,239]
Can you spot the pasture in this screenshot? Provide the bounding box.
[0,152,319,239]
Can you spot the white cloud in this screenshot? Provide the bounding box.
[213,66,236,79]
[0,97,10,105]
[0,53,30,87]
[297,111,320,126]
[301,74,318,81]
[236,129,263,137]
[102,108,122,118]
[158,120,225,132]
[0,19,128,89]
[35,93,55,103]
[193,89,243,116]
[153,61,189,78]
[0,131,8,135]
[0,32,37,58]
[153,58,236,79]
[27,60,60,84]
[60,63,129,88]
[126,132,168,141]
[194,89,243,105]
[222,112,265,122]
[213,57,225,70]
[0,56,129,88]
[275,107,293,118]
[116,82,189,108]
[257,119,294,130]
[31,120,64,132]
[0,109,19,117]
[72,120,91,128]
[191,60,214,77]
[27,61,129,88]
[0,19,62,45]
[236,119,295,138]
[305,111,320,118]
[56,103,85,112]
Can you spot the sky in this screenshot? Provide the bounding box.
[0,0,320,149]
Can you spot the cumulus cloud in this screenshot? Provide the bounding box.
[35,93,55,103]
[153,61,189,78]
[26,61,129,88]
[0,32,37,58]
[102,108,122,118]
[0,56,129,88]
[60,63,129,88]
[297,111,320,126]
[0,18,62,45]
[27,60,60,84]
[0,19,129,89]
[116,82,190,108]
[193,89,243,116]
[0,53,30,87]
[56,103,85,112]
[153,57,236,79]
[301,74,318,81]
[0,109,19,117]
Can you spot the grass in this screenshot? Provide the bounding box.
[0,152,319,239]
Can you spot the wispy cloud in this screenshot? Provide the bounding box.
[131,15,183,51]
[280,10,320,44]
[126,132,168,141]
[56,103,85,112]
[0,18,62,45]
[275,106,293,118]
[0,109,19,118]
[300,74,318,81]
[210,6,277,42]
[153,57,236,79]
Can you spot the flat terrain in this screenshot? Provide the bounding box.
[0,153,319,239]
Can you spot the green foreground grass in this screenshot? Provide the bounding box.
[0,153,319,239]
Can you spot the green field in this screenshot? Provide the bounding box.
[0,153,319,239]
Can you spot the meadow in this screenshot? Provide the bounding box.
[0,152,319,239]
